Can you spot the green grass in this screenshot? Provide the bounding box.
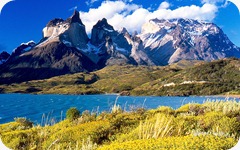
[0,100,239,150]
[0,58,239,96]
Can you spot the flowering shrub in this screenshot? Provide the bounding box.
[0,100,239,150]
[98,135,236,150]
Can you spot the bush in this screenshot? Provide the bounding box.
[42,120,111,149]
[66,107,80,121]
[176,103,202,115]
[198,112,240,136]
[14,117,33,129]
[79,110,97,123]
[147,106,175,116]
[1,129,40,150]
[202,100,240,117]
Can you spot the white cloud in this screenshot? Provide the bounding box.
[201,0,228,8]
[158,2,170,9]
[146,4,217,21]
[80,1,218,34]
[80,1,140,33]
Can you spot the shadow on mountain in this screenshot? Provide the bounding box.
[0,42,99,84]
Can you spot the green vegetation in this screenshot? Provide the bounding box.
[0,58,239,96]
[66,107,80,121]
[0,100,239,150]
[13,117,33,129]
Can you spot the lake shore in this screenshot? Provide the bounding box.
[0,99,239,150]
[216,94,240,98]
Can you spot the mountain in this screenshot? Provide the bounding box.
[88,18,136,67]
[0,11,98,84]
[137,18,240,65]
[0,11,240,84]
[0,51,10,65]
[42,10,89,50]
[9,41,36,58]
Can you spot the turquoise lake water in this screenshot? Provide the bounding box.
[0,94,238,124]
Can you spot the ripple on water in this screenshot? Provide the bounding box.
[0,94,239,124]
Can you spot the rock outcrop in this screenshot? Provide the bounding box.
[89,18,136,67]
[0,51,10,65]
[42,10,89,49]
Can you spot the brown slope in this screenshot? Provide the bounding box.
[0,42,98,84]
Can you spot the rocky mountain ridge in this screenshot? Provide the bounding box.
[0,11,240,84]
[0,51,10,65]
[138,18,240,65]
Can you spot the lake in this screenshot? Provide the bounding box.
[0,94,239,124]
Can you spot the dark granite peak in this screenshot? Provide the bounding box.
[66,10,84,25]
[0,51,10,60]
[94,18,114,30]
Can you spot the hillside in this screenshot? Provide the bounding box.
[0,58,239,96]
[132,58,240,96]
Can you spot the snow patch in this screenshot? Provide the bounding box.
[141,21,160,34]
[103,27,114,32]
[81,42,102,54]
[115,46,127,53]
[78,23,84,27]
[189,39,195,46]
[20,40,36,46]
[62,40,72,47]
[188,31,202,36]
[167,29,173,33]
[144,34,162,48]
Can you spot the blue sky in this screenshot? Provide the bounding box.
[0,0,239,53]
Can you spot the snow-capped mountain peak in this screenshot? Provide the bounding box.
[138,18,240,65]
[39,10,88,49]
